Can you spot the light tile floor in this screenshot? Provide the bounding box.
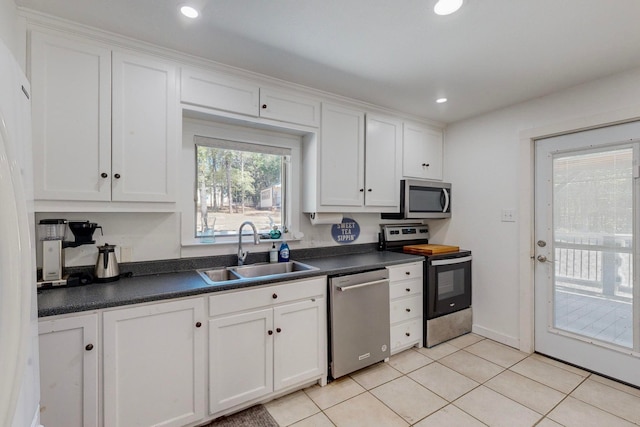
[264,334,640,426]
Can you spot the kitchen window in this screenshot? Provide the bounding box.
[194,136,289,240]
[180,117,302,250]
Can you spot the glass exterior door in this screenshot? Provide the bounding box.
[534,121,640,387]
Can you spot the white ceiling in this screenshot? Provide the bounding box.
[16,0,640,123]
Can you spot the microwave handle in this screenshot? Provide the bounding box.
[442,188,450,213]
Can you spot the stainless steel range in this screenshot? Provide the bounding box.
[379,224,473,347]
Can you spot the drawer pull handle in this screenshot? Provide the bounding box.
[268,330,273,335]
[276,328,282,333]
[195,322,202,328]
[85,343,94,351]
[405,288,411,292]
[405,308,411,312]
[405,332,411,337]
[272,293,278,299]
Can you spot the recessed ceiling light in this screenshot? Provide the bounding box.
[436,98,448,104]
[434,0,463,16]
[180,5,199,19]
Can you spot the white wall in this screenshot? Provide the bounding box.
[433,66,640,348]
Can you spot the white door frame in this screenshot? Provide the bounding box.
[517,106,640,354]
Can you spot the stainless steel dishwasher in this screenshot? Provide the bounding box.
[329,269,390,379]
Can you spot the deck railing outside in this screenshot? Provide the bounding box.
[554,233,633,300]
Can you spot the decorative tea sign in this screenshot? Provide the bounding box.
[331,218,360,244]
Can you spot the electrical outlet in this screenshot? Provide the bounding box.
[120,246,133,263]
[501,209,516,222]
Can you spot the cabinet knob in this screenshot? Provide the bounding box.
[272,293,278,299]
[268,330,273,335]
[406,288,411,292]
[85,343,94,351]
[195,322,202,328]
[101,172,108,178]
[114,173,121,179]
[262,104,267,109]
[406,308,411,312]
[367,188,372,192]
[359,188,364,192]
[405,332,411,337]
[405,271,411,275]
[276,327,282,333]
[422,163,430,167]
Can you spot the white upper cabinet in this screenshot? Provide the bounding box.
[303,104,400,212]
[402,121,443,181]
[31,31,112,202]
[181,67,260,116]
[181,67,320,127]
[30,30,179,206]
[111,51,178,202]
[319,102,365,207]
[259,88,320,127]
[365,114,401,208]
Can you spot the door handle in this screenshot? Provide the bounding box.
[337,279,388,291]
[536,255,553,263]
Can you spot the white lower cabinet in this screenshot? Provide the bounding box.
[38,313,99,427]
[208,277,327,415]
[103,298,206,427]
[387,262,424,354]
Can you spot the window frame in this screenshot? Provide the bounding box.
[180,117,302,253]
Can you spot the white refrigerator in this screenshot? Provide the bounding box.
[0,38,41,427]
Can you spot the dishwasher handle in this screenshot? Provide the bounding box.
[337,279,388,292]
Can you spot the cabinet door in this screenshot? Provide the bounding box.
[181,67,259,116]
[103,298,205,427]
[111,51,178,202]
[30,31,111,201]
[259,88,320,127]
[320,103,365,206]
[38,314,98,427]
[365,114,401,208]
[209,308,274,414]
[273,298,325,391]
[402,122,443,180]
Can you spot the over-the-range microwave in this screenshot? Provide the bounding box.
[381,179,451,220]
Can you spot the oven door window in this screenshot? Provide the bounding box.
[429,259,472,318]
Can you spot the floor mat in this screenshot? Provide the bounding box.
[202,405,279,427]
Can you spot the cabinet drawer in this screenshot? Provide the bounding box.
[390,319,422,352]
[390,278,422,299]
[390,295,422,324]
[209,277,326,316]
[387,262,423,282]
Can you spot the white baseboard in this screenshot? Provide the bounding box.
[472,324,522,351]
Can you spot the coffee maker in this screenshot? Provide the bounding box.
[37,219,103,287]
[39,219,67,284]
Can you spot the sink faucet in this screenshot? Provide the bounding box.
[237,221,260,266]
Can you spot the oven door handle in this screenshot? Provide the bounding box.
[431,256,472,266]
[337,279,388,291]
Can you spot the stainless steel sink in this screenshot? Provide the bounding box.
[198,260,318,285]
[230,261,318,278]
[197,268,242,283]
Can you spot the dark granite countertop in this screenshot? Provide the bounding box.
[37,250,424,317]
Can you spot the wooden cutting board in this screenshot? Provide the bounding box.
[403,244,460,255]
